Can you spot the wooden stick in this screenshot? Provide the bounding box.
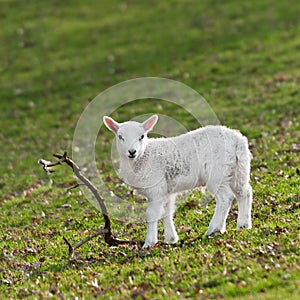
[39,152,136,258]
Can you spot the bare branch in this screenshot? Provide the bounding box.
[66,183,84,192]
[39,152,137,257]
[62,236,74,258]
[63,227,107,258]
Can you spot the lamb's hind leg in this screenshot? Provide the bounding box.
[163,194,179,244]
[206,186,235,237]
[236,184,252,229]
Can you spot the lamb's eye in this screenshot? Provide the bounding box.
[139,135,144,141]
[118,135,124,141]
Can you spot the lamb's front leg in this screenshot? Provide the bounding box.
[163,194,179,244]
[143,200,164,249]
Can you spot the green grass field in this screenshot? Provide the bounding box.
[1,0,299,299]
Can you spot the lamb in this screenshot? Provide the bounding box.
[103,114,252,249]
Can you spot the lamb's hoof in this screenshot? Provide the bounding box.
[142,241,157,249]
[165,234,179,245]
[205,228,226,238]
[237,223,252,230]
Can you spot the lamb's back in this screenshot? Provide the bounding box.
[149,125,243,156]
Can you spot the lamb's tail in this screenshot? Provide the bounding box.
[234,136,252,193]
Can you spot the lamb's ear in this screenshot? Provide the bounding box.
[103,116,119,134]
[142,114,158,132]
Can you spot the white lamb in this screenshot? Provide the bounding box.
[103,115,252,249]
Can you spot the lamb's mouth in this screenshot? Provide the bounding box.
[128,155,136,159]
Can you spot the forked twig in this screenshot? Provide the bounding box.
[66,183,85,192]
[39,152,136,258]
[62,227,107,258]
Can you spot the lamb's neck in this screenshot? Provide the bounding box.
[120,149,150,176]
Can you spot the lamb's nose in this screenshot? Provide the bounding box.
[128,149,136,156]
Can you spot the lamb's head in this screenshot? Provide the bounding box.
[103,115,158,160]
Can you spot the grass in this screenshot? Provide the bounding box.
[0,0,299,299]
